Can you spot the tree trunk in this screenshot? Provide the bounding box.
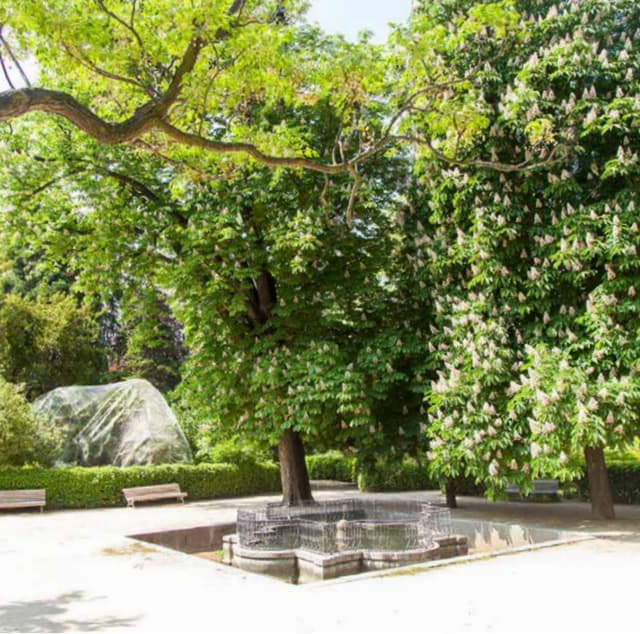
[584,446,615,520]
[278,429,314,506]
[445,480,457,509]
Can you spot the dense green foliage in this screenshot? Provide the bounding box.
[414,0,640,498]
[0,377,60,466]
[1,0,640,508]
[0,461,280,509]
[357,457,434,493]
[201,437,273,466]
[0,48,429,470]
[120,292,186,393]
[306,451,356,483]
[0,293,106,398]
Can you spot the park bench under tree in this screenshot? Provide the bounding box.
[506,479,559,501]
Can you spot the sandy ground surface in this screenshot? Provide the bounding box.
[1,487,639,633]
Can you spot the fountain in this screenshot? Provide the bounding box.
[223,498,468,583]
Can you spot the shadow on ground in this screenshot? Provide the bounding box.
[0,591,139,633]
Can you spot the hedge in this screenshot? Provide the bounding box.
[576,461,640,505]
[306,451,356,482]
[357,458,435,492]
[0,461,281,510]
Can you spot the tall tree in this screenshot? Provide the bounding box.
[414,0,640,519]
[0,81,426,503]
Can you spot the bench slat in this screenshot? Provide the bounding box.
[0,489,46,512]
[122,483,187,507]
[0,489,45,499]
[122,485,181,495]
[127,492,187,500]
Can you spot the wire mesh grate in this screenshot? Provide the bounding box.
[237,498,451,553]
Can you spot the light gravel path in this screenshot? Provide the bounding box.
[1,488,639,633]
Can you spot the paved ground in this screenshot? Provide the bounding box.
[1,487,639,633]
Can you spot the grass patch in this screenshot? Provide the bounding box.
[193,550,225,563]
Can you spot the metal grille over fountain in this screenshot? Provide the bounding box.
[237,498,452,553]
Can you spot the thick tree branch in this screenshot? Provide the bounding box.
[156,120,348,175]
[98,168,162,203]
[0,87,159,141]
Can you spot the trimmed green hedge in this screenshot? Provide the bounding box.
[306,451,356,482]
[356,458,485,496]
[357,458,435,492]
[576,461,640,505]
[0,461,281,510]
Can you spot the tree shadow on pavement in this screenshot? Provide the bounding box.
[0,591,140,632]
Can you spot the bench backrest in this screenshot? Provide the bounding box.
[533,479,559,493]
[122,483,182,498]
[0,489,46,502]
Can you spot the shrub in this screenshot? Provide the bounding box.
[355,456,485,495]
[0,461,281,510]
[0,377,61,466]
[357,457,435,492]
[306,451,356,482]
[201,438,273,466]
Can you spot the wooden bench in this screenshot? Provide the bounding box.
[506,479,559,501]
[0,489,46,512]
[122,483,188,508]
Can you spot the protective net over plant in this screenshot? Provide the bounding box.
[33,379,192,467]
[237,498,451,553]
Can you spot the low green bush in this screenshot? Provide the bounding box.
[0,377,69,467]
[356,457,485,496]
[203,438,272,467]
[357,457,435,492]
[306,451,356,482]
[0,461,281,510]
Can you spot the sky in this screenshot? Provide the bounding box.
[0,2,413,90]
[307,0,413,42]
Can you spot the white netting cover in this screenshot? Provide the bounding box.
[33,379,193,467]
